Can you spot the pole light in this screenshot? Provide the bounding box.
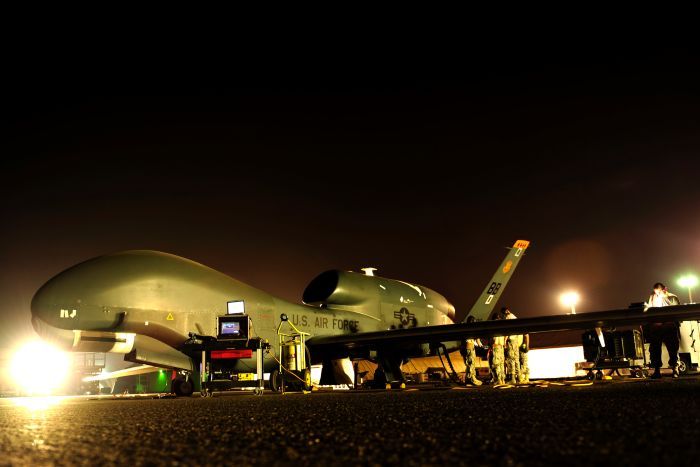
[560,291,580,315]
[678,274,698,304]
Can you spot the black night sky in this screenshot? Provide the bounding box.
[2,44,699,348]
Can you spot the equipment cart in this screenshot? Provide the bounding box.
[581,328,649,380]
[184,313,266,396]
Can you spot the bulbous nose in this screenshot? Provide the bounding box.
[30,257,122,333]
[31,270,89,349]
[31,270,83,330]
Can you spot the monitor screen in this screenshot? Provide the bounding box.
[217,314,249,340]
[220,321,241,336]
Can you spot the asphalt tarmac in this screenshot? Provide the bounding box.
[1,377,699,466]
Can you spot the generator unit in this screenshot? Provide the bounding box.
[581,329,647,379]
[582,329,644,361]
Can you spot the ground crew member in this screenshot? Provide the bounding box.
[519,333,530,384]
[460,316,482,386]
[490,312,506,385]
[461,340,483,386]
[500,306,531,384]
[491,336,506,385]
[646,282,681,379]
[499,307,522,384]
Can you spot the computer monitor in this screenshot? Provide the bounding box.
[217,315,250,340]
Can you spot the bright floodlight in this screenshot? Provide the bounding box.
[678,274,698,303]
[560,291,580,307]
[10,341,71,396]
[678,275,698,289]
[560,291,580,314]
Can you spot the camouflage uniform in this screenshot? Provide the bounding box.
[463,340,482,386]
[503,311,529,384]
[505,335,522,384]
[519,344,530,383]
[491,336,506,385]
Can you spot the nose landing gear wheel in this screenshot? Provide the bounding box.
[172,378,194,397]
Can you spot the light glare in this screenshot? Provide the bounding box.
[678,275,698,289]
[10,341,71,396]
[560,291,580,308]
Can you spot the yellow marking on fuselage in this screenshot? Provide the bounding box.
[502,261,513,273]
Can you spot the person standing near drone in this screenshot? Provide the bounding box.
[646,282,681,379]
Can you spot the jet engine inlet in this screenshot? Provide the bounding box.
[302,270,374,307]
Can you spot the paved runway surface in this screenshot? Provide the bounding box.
[2,377,699,466]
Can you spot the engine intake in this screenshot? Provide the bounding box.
[303,270,375,306]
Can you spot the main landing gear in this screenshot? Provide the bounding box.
[373,350,407,389]
[172,374,194,397]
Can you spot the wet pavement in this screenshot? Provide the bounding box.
[1,377,699,466]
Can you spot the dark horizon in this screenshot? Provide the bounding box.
[2,47,699,348]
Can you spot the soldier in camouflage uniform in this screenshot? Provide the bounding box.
[461,316,482,386]
[490,335,506,385]
[488,310,507,385]
[498,306,523,384]
[505,334,522,384]
[501,307,529,385]
[519,333,530,383]
[461,339,483,386]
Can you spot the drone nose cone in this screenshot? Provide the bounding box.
[31,280,81,350]
[31,274,78,331]
[30,257,118,332]
[31,249,233,334]
[31,281,56,325]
